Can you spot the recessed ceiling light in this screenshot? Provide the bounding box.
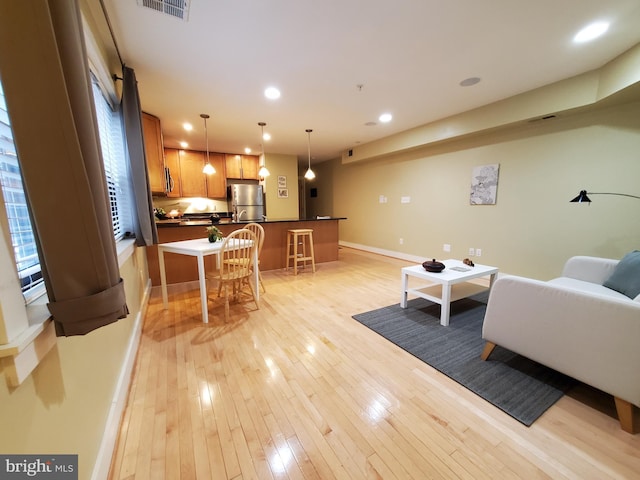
[460,77,481,87]
[244,147,251,154]
[379,113,392,123]
[179,141,188,148]
[183,122,193,131]
[573,21,609,43]
[264,87,281,100]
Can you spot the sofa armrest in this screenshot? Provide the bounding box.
[482,275,640,407]
[561,255,618,284]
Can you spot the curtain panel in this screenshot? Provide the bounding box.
[0,0,128,336]
[121,66,158,247]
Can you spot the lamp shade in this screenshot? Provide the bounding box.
[570,190,591,203]
[570,189,640,203]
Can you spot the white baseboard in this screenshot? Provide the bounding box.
[91,278,151,480]
[339,241,497,287]
[339,241,426,264]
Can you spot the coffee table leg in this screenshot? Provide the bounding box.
[401,271,408,308]
[441,284,452,326]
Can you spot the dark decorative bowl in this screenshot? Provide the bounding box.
[210,214,221,224]
[422,258,445,272]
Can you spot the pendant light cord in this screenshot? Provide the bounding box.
[305,129,315,180]
[201,114,211,163]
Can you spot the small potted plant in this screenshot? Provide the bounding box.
[154,207,166,219]
[206,225,223,243]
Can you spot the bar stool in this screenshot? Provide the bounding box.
[286,228,316,275]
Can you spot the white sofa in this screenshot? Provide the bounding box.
[481,255,640,433]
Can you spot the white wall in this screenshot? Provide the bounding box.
[315,101,640,280]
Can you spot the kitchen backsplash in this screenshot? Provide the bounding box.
[153,196,229,216]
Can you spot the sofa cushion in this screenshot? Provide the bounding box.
[603,250,640,299]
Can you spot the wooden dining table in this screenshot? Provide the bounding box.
[157,237,259,323]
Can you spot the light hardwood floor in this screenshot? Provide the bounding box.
[109,247,640,479]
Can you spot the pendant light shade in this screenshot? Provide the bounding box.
[258,122,270,177]
[201,113,216,175]
[304,129,315,180]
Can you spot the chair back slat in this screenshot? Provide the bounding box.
[220,228,256,280]
[244,223,265,258]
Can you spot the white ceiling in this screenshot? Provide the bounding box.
[97,0,640,164]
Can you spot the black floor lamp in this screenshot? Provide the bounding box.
[570,190,640,203]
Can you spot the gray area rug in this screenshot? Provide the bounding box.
[352,292,576,426]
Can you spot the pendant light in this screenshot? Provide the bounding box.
[201,114,215,175]
[304,129,315,180]
[257,122,270,178]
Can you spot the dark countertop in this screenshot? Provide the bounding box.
[155,217,345,228]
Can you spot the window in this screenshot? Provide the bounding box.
[90,74,132,240]
[0,73,132,303]
[0,81,43,299]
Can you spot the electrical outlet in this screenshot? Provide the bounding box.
[443,243,451,252]
[476,248,482,257]
[468,247,475,256]
[399,238,404,245]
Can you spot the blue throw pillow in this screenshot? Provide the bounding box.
[603,250,640,299]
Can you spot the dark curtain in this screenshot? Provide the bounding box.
[0,0,128,336]
[121,66,158,247]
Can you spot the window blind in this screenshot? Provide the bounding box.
[91,75,131,240]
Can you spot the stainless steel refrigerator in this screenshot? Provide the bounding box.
[228,184,265,221]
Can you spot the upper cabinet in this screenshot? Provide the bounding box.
[179,150,207,197]
[141,112,166,195]
[225,154,259,180]
[163,148,227,199]
[205,153,226,198]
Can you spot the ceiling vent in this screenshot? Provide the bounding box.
[137,0,190,21]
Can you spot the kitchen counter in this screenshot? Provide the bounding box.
[155,216,344,227]
[147,217,346,285]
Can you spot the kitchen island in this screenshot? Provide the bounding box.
[147,217,345,286]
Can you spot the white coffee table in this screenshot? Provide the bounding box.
[401,259,498,326]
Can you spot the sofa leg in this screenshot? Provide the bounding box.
[614,397,637,434]
[480,342,496,361]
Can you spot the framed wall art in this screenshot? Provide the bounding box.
[470,164,500,205]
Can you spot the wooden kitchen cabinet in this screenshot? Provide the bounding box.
[164,148,181,197]
[205,152,227,198]
[164,148,225,198]
[225,154,259,180]
[141,112,165,194]
[179,150,207,197]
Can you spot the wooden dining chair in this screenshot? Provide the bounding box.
[206,228,259,321]
[220,223,266,293]
[244,222,265,292]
